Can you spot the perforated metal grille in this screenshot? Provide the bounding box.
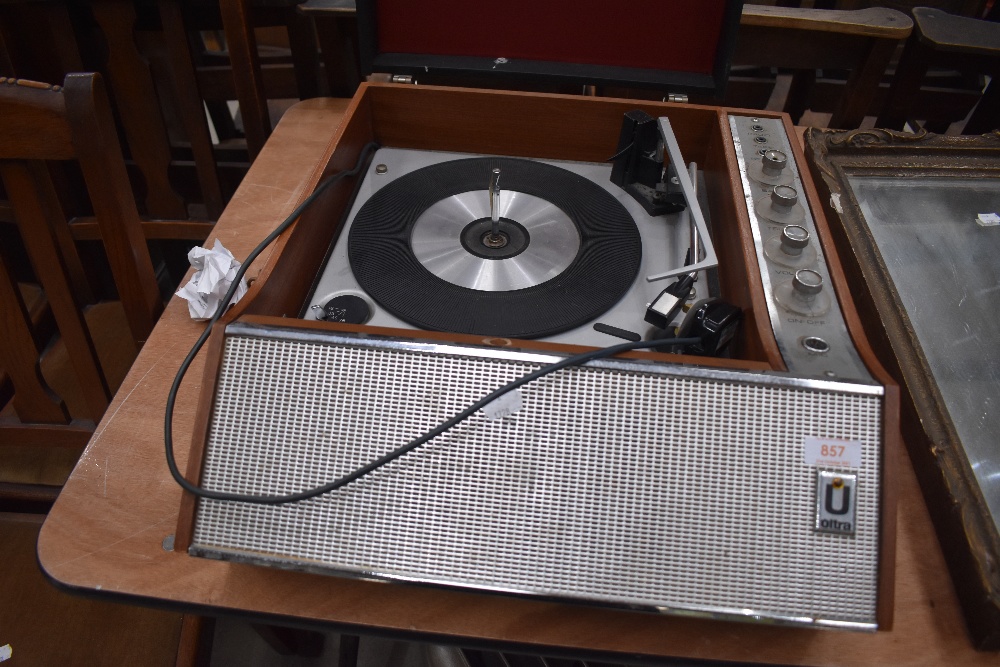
[192,330,883,625]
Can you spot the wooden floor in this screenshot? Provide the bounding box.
[0,512,184,666]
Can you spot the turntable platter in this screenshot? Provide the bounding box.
[411,191,580,291]
[348,157,641,339]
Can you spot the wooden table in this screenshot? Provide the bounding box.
[38,97,996,666]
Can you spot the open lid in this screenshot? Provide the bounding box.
[357,0,745,95]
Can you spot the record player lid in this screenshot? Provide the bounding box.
[357,0,745,95]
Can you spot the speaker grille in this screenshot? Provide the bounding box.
[191,327,883,626]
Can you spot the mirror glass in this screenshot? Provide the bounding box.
[847,175,1000,530]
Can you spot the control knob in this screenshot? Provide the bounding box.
[756,184,805,224]
[748,148,793,187]
[764,224,817,268]
[774,268,831,317]
[792,268,824,296]
[780,224,809,254]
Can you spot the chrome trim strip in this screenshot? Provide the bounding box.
[189,544,876,631]
[224,321,884,396]
[731,115,782,335]
[728,115,875,384]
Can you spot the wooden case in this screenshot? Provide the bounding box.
[176,83,899,628]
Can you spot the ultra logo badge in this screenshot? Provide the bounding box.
[814,469,858,536]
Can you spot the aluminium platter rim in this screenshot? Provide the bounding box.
[411,190,581,292]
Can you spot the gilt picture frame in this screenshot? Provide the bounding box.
[805,128,1000,649]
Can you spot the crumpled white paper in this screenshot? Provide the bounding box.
[175,239,248,320]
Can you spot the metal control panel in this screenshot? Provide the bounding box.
[729,115,874,384]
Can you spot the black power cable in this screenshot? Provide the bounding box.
[165,142,379,500]
[165,141,703,506]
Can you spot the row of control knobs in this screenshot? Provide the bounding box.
[749,148,830,318]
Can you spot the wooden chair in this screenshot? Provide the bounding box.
[586,5,913,127]
[143,0,327,166]
[830,0,991,20]
[298,0,361,98]
[0,0,226,225]
[81,0,291,219]
[208,0,325,160]
[0,73,167,507]
[728,4,913,128]
[0,0,84,85]
[876,7,1000,134]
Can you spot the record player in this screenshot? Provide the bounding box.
[174,0,899,632]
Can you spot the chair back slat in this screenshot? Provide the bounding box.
[0,78,75,161]
[0,246,72,424]
[2,161,112,421]
[0,73,164,487]
[64,73,163,343]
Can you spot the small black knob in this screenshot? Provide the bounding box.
[319,294,371,324]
